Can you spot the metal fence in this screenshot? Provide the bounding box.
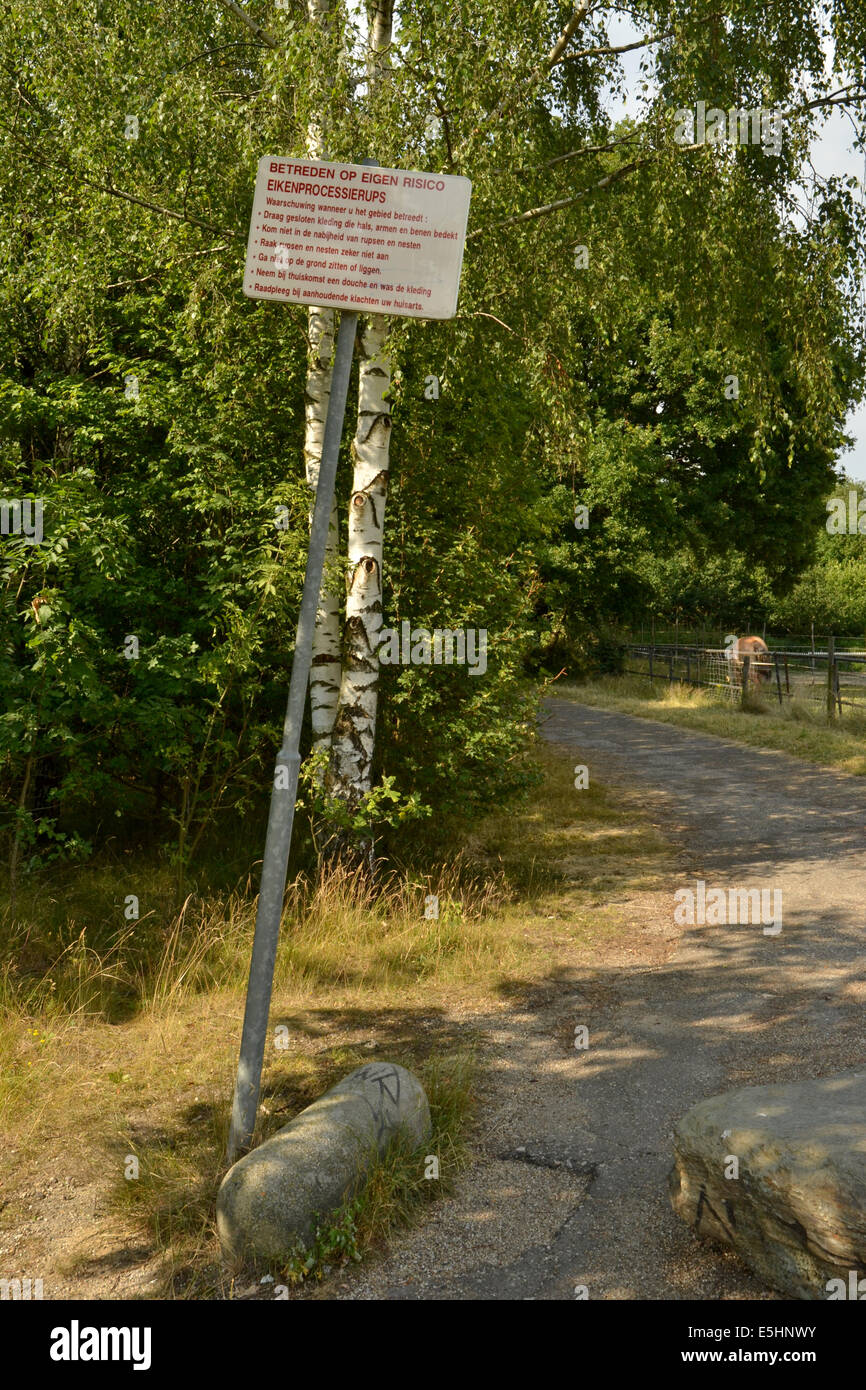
[624,642,866,718]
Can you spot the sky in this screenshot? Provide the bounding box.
[603,13,866,484]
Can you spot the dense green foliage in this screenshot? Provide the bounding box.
[2,0,865,881]
[766,477,866,637]
[597,476,866,640]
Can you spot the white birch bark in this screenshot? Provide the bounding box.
[327,1,394,805]
[304,0,342,752]
[328,320,391,801]
[305,306,343,750]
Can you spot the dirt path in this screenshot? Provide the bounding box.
[335,700,866,1300]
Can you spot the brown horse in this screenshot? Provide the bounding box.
[728,635,772,687]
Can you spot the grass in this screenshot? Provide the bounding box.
[0,739,674,1298]
[103,1046,476,1298]
[558,673,866,776]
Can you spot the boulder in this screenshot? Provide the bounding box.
[669,1069,866,1299]
[217,1061,431,1265]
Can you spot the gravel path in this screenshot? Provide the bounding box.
[333,700,866,1301]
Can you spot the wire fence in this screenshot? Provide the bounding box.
[624,642,866,718]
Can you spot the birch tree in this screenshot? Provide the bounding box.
[326,0,395,821]
[303,0,342,755]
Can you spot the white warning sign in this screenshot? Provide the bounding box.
[243,158,472,319]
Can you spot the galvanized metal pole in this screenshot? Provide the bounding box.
[226,306,359,1164]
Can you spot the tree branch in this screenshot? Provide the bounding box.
[64,171,242,239]
[555,10,725,65]
[559,31,673,62]
[105,244,231,290]
[399,57,456,169]
[172,41,274,74]
[218,0,280,49]
[493,0,594,124]
[466,154,653,240]
[454,0,594,163]
[800,84,866,112]
[460,310,518,334]
[546,0,596,69]
[491,129,641,178]
[473,82,866,242]
[0,124,242,239]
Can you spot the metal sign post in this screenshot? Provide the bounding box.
[226,154,471,1165]
[226,305,357,1163]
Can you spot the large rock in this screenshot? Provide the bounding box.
[217,1062,431,1265]
[669,1069,866,1299]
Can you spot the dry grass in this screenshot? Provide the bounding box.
[0,741,674,1298]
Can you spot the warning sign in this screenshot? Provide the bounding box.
[243,158,472,319]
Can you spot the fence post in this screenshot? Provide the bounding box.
[783,655,790,694]
[668,653,674,683]
[686,651,691,684]
[741,654,750,708]
[774,652,783,706]
[827,636,835,720]
[649,647,654,681]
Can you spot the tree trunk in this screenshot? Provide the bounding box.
[328,318,391,805]
[304,304,342,752]
[327,1,394,819]
[303,0,343,756]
